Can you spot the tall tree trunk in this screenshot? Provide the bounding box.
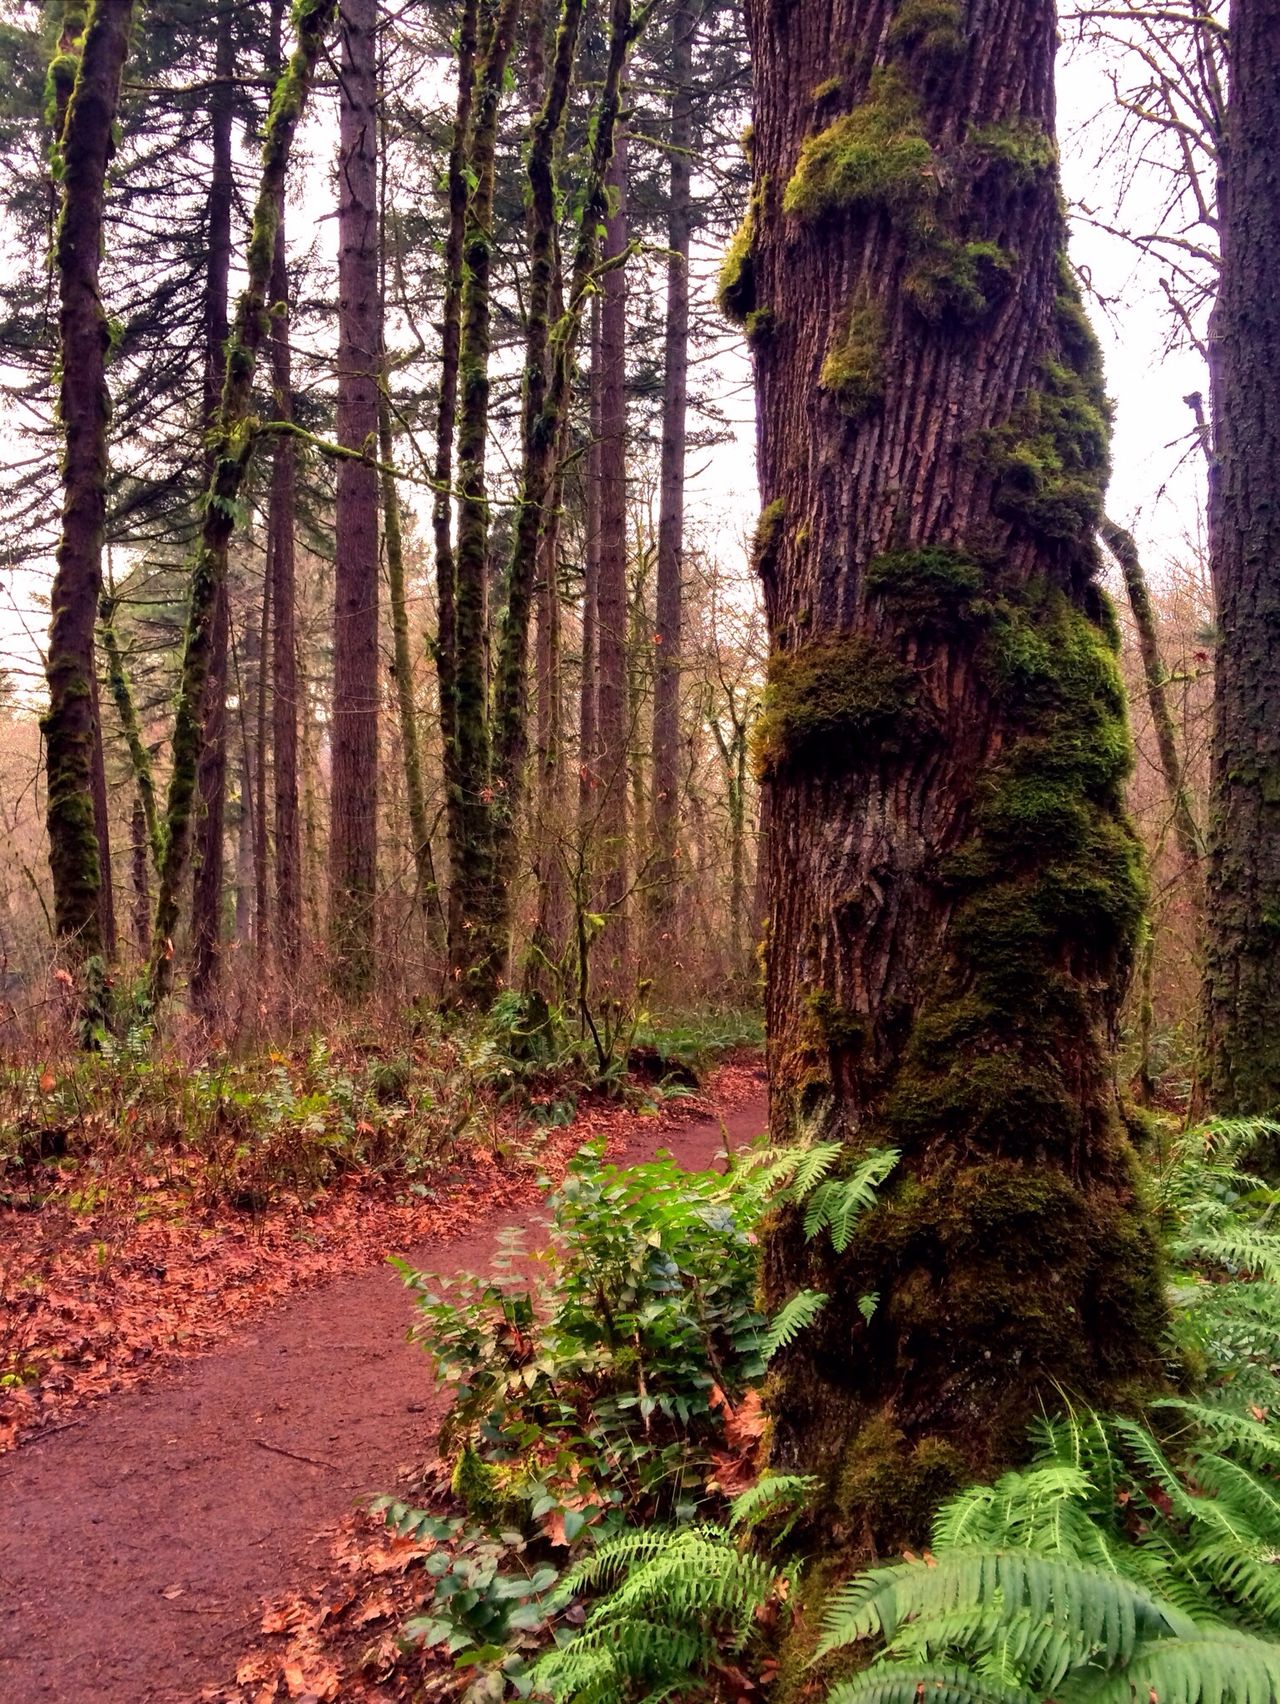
[488,0,635,975]
[1203,0,1280,1115]
[43,0,134,968]
[649,0,695,941]
[190,2,236,1017]
[329,0,381,997]
[447,0,521,998]
[595,123,630,976]
[150,0,337,1005]
[744,0,1166,1548]
[578,295,602,832]
[254,529,271,955]
[89,668,116,959]
[432,0,479,959]
[101,591,161,869]
[131,795,149,958]
[268,110,301,974]
[531,476,569,987]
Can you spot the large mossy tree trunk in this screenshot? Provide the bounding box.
[1203,0,1280,1116]
[328,0,381,997]
[43,0,134,968]
[742,0,1167,1550]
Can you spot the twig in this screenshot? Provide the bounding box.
[254,1437,338,1471]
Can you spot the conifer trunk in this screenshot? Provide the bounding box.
[649,0,695,939]
[1203,0,1280,1114]
[432,0,479,959]
[268,163,301,971]
[579,297,602,833]
[150,0,337,1005]
[329,0,381,996]
[595,124,630,977]
[89,669,116,959]
[744,0,1166,1548]
[43,0,134,965]
[190,2,236,1016]
[447,0,521,998]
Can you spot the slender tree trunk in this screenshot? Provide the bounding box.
[433,0,479,959]
[89,669,116,958]
[1203,0,1280,1115]
[448,0,521,998]
[190,2,236,1017]
[268,166,301,971]
[488,0,635,974]
[745,0,1166,1548]
[578,296,602,832]
[254,529,271,955]
[595,123,630,975]
[131,795,149,958]
[150,0,337,1005]
[649,0,695,940]
[43,0,134,968]
[100,592,161,868]
[1103,518,1203,887]
[329,0,381,996]
[530,475,569,988]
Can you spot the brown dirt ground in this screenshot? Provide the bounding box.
[0,1085,768,1704]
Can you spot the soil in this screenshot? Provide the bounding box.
[0,1091,768,1704]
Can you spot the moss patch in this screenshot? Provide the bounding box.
[989,355,1111,542]
[865,544,984,629]
[752,498,786,582]
[968,118,1057,187]
[905,237,1016,325]
[886,0,965,71]
[819,298,885,419]
[718,197,758,325]
[753,635,929,779]
[783,68,937,222]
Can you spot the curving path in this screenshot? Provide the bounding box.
[0,1096,767,1704]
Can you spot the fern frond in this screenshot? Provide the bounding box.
[818,1550,1194,1663]
[827,1661,1034,1704]
[729,1473,817,1530]
[1155,1401,1280,1471]
[801,1148,899,1250]
[759,1288,828,1361]
[1075,1630,1280,1704]
[785,1141,845,1202]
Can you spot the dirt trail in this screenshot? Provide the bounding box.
[0,1097,767,1704]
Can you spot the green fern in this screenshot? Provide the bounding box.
[729,1472,817,1531]
[801,1148,899,1250]
[758,1287,828,1361]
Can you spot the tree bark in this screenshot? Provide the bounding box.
[190,1,236,1017]
[150,0,337,1006]
[131,794,149,958]
[89,668,116,959]
[254,527,271,955]
[43,0,134,967]
[578,294,602,833]
[1203,0,1280,1114]
[745,0,1166,1548]
[328,0,381,997]
[432,0,479,960]
[649,0,695,940]
[447,0,521,998]
[595,122,630,977]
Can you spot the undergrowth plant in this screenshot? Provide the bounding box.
[505,1115,1280,1704]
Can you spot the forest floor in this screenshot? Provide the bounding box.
[0,1060,767,1704]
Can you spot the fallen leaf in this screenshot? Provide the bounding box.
[162,1584,185,1601]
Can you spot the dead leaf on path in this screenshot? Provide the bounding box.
[261,1593,313,1635]
[162,1584,185,1600]
[351,1589,395,1627]
[236,1654,278,1685]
